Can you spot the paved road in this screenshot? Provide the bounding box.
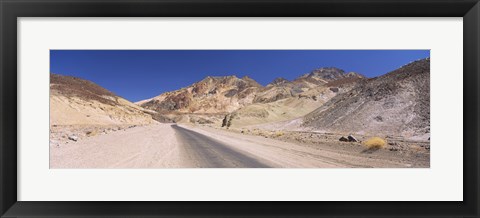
[172,125,271,168]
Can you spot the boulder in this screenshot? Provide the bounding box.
[339,135,358,142]
[347,135,359,142]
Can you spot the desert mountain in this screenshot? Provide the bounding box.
[302,58,430,138]
[138,75,263,114]
[267,77,289,86]
[136,67,367,125]
[229,85,339,127]
[50,73,155,126]
[253,68,365,104]
[294,67,364,87]
[230,70,366,127]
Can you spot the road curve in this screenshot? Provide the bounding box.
[172,125,271,168]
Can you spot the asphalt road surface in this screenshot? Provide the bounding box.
[172,125,271,168]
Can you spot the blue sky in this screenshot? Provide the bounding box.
[50,50,430,102]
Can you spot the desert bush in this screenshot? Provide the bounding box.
[363,137,386,149]
[275,131,284,137]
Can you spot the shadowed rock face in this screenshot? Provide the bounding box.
[302,58,430,138]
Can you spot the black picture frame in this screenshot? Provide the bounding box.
[1,0,478,217]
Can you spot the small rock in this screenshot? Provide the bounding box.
[374,116,383,122]
[329,87,339,93]
[68,135,78,142]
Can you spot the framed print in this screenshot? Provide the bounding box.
[1,0,479,217]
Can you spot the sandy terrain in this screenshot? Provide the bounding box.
[50,73,155,126]
[50,124,180,168]
[50,123,428,168]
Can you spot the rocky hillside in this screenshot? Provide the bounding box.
[253,68,365,103]
[229,85,339,127]
[138,76,262,114]
[302,58,430,139]
[294,67,364,87]
[227,72,367,128]
[50,73,155,126]
[135,67,367,126]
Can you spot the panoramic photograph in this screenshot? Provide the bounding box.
[49,50,430,168]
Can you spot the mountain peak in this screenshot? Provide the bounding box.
[302,67,346,80]
[345,71,366,79]
[268,77,289,86]
[203,75,238,80]
[197,75,240,86]
[240,75,262,87]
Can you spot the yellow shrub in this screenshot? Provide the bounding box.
[363,137,386,149]
[275,131,284,137]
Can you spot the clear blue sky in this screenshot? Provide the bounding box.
[50,50,430,102]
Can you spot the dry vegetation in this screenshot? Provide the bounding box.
[363,137,387,149]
